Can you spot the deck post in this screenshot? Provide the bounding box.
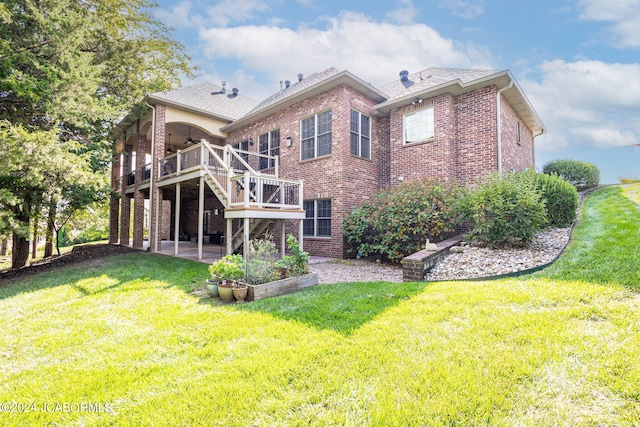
[174,183,181,256]
[198,175,205,260]
[298,219,304,251]
[226,218,232,256]
[243,217,250,259]
[280,219,286,259]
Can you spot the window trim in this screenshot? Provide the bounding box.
[403,106,434,144]
[300,109,332,161]
[303,199,331,238]
[350,109,371,159]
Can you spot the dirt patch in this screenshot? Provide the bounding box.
[0,244,140,282]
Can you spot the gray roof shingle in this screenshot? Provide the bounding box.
[379,67,500,100]
[243,67,341,117]
[148,82,259,121]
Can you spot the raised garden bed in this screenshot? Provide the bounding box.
[246,272,318,301]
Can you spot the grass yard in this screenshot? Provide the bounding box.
[1,185,639,426]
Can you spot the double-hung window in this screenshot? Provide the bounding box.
[231,140,249,170]
[350,109,371,159]
[301,110,332,160]
[303,199,331,237]
[403,107,434,143]
[259,129,279,170]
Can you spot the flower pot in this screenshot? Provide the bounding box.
[232,284,248,302]
[217,284,235,303]
[205,279,219,298]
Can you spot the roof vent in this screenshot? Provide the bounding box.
[229,88,239,98]
[297,73,304,82]
[285,80,291,89]
[399,70,409,82]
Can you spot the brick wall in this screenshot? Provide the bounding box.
[499,94,535,173]
[389,93,459,186]
[454,86,499,186]
[227,85,383,258]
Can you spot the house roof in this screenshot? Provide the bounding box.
[375,67,545,135]
[146,82,259,122]
[221,67,388,133]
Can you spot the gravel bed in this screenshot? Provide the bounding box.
[425,227,572,281]
[310,227,571,284]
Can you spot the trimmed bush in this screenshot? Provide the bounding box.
[542,159,600,190]
[534,172,578,227]
[343,179,462,263]
[458,172,547,248]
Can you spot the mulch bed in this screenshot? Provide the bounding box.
[0,244,140,282]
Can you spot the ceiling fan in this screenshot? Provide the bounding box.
[185,126,196,144]
[166,133,174,153]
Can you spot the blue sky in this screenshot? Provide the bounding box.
[155,0,640,184]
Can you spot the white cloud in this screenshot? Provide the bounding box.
[155,1,204,29]
[578,0,640,48]
[435,0,484,19]
[523,60,640,152]
[386,0,420,24]
[205,0,271,27]
[198,11,494,98]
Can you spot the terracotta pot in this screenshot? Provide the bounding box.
[232,285,248,302]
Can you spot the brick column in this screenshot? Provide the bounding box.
[119,142,133,246]
[132,127,146,250]
[149,104,166,252]
[109,151,121,244]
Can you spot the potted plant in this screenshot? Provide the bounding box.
[208,254,246,303]
[204,278,219,297]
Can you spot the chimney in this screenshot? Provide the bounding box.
[297,73,304,82]
[399,70,409,82]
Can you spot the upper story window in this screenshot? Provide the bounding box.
[350,109,371,159]
[403,106,434,143]
[231,140,249,170]
[301,110,332,160]
[259,129,279,170]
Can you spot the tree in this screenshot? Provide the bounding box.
[0,0,194,268]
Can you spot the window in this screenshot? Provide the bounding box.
[231,140,249,170]
[403,107,434,143]
[259,129,280,170]
[303,199,331,237]
[350,109,371,159]
[301,110,332,160]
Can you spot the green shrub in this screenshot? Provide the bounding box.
[534,172,578,227]
[542,159,600,190]
[458,172,547,248]
[343,179,462,262]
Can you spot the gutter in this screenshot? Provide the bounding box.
[144,101,158,252]
[496,81,513,175]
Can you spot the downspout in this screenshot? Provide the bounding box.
[496,81,513,175]
[144,101,158,252]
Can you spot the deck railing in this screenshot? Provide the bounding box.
[229,172,302,210]
[157,139,301,211]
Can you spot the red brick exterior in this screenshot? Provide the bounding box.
[227,85,383,258]
[109,151,121,244]
[132,130,146,250]
[149,104,166,250]
[499,93,535,173]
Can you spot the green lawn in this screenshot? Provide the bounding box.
[1,185,639,426]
